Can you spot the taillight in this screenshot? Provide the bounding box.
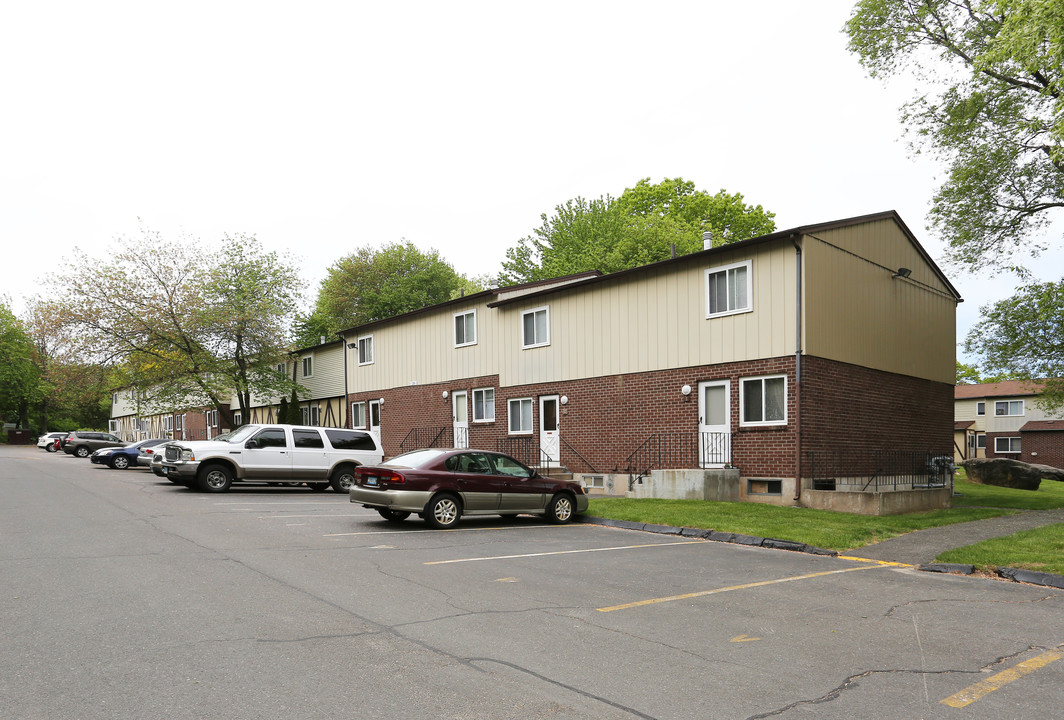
[385,471,405,484]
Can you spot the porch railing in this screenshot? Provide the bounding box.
[399,426,451,453]
[804,450,954,492]
[625,432,732,490]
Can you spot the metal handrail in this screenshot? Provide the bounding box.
[399,426,449,453]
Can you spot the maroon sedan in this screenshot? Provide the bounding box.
[349,448,589,529]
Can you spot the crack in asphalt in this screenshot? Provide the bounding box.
[884,593,1061,617]
[744,645,1057,719]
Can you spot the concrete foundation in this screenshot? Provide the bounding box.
[627,468,741,501]
[800,487,952,515]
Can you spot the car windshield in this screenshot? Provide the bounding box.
[382,449,448,469]
[222,426,256,443]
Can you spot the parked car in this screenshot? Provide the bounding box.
[159,424,383,492]
[91,439,167,469]
[135,439,169,467]
[62,431,127,458]
[37,432,68,452]
[349,448,589,529]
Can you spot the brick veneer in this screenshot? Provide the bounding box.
[348,354,955,481]
[1019,431,1064,468]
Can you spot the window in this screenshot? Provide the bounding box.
[164,416,174,432]
[748,479,782,495]
[301,405,320,426]
[207,410,218,428]
[351,401,367,429]
[976,434,986,449]
[508,398,533,434]
[108,420,118,434]
[324,429,377,451]
[705,260,752,318]
[292,429,325,448]
[301,356,313,378]
[446,452,493,473]
[253,428,288,448]
[995,437,1021,453]
[112,392,118,405]
[176,414,185,432]
[232,412,242,427]
[976,402,985,416]
[276,362,287,378]
[740,375,787,426]
[473,388,495,422]
[521,307,549,348]
[583,475,605,489]
[454,310,477,347]
[994,400,1023,416]
[358,335,374,365]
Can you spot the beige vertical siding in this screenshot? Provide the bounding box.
[802,220,956,384]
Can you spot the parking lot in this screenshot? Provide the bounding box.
[3,445,1062,719]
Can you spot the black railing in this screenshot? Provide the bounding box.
[805,450,953,492]
[560,437,599,474]
[497,436,535,467]
[400,426,450,453]
[625,432,732,490]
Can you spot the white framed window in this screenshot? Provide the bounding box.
[994,400,1023,416]
[301,356,313,378]
[976,433,986,449]
[583,475,605,489]
[276,362,287,377]
[740,375,787,426]
[164,416,174,432]
[508,397,533,434]
[472,387,495,422]
[108,419,118,434]
[454,310,477,347]
[112,392,118,405]
[207,410,218,428]
[351,401,367,429]
[301,405,320,426]
[521,306,550,349]
[232,412,242,427]
[976,401,985,416]
[705,260,752,318]
[995,436,1021,453]
[358,335,374,365]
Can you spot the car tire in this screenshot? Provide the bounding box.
[546,493,575,524]
[330,465,357,493]
[111,455,130,470]
[307,482,328,492]
[46,444,57,453]
[424,494,462,530]
[377,508,411,523]
[74,446,91,458]
[198,463,233,493]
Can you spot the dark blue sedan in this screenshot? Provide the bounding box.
[91,439,167,470]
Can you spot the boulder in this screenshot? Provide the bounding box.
[961,458,1041,490]
[1030,463,1064,482]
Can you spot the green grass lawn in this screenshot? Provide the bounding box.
[951,473,1064,510]
[586,497,1012,552]
[936,524,1064,575]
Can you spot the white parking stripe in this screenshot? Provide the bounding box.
[325,524,567,537]
[425,540,705,565]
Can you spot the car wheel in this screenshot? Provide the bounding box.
[46,444,57,453]
[111,455,130,470]
[330,465,357,493]
[546,493,575,524]
[377,508,411,523]
[74,446,91,458]
[425,494,462,530]
[307,482,328,492]
[198,463,232,493]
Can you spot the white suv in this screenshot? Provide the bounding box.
[159,424,383,493]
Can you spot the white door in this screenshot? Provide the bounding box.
[539,395,560,465]
[452,391,469,448]
[369,400,382,438]
[698,381,731,467]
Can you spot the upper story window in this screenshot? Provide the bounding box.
[358,335,374,365]
[740,374,787,426]
[112,392,118,405]
[301,356,313,378]
[276,362,287,378]
[705,260,752,318]
[521,307,550,349]
[455,310,477,347]
[976,402,985,416]
[995,400,1023,416]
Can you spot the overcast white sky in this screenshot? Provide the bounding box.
[2,1,1056,359]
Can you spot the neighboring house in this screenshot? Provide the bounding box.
[954,380,1064,468]
[110,387,219,442]
[339,211,960,506]
[231,340,348,428]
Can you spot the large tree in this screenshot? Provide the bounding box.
[295,241,470,344]
[846,0,1063,273]
[0,298,41,429]
[48,228,303,427]
[498,178,776,284]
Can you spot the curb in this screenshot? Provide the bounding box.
[577,516,838,557]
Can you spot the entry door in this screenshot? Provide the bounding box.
[698,381,731,467]
[539,395,560,465]
[452,391,469,448]
[369,400,382,437]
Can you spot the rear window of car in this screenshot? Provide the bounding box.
[384,449,446,468]
[324,429,377,451]
[293,429,325,448]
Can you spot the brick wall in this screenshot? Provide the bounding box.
[1019,431,1064,469]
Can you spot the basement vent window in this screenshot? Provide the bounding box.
[583,475,605,489]
[748,479,782,496]
[812,478,837,491]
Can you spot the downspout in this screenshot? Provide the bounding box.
[792,235,803,501]
[341,334,350,428]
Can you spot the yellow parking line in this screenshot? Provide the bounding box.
[836,555,915,568]
[597,564,887,612]
[424,540,704,565]
[941,651,1063,708]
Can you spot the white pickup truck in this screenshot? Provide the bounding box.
[159,423,383,493]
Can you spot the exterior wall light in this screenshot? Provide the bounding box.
[442,390,449,400]
[892,267,912,279]
[681,384,692,402]
[560,396,568,405]
[378,398,385,405]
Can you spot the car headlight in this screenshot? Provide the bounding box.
[181,448,195,462]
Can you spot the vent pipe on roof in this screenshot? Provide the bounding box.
[702,231,713,250]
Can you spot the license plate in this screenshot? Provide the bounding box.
[366,476,378,486]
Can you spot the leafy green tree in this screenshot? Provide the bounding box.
[0,298,41,428]
[48,228,304,427]
[297,241,466,344]
[498,178,775,284]
[964,280,1064,409]
[846,0,1064,273]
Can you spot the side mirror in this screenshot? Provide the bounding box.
[245,438,259,449]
